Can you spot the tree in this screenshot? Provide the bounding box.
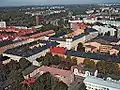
[36,56,44,62]
[69,82,86,90]
[53,55,61,65]
[8,69,24,90]
[54,81,68,90]
[19,58,32,70]
[78,83,86,90]
[71,57,77,65]
[104,31,110,36]
[83,58,95,69]
[25,72,68,90]
[77,43,85,51]
[96,61,120,76]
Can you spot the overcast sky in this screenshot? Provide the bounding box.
[0,0,120,6]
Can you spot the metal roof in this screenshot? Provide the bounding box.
[66,50,120,63]
[84,76,120,89]
[4,40,59,57]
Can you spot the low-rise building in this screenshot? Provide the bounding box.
[0,56,11,65]
[50,28,98,50]
[22,65,74,86]
[3,40,59,66]
[39,66,74,85]
[22,65,39,79]
[84,76,120,90]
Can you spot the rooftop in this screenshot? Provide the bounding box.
[50,28,98,42]
[85,28,98,33]
[89,37,111,45]
[84,76,120,89]
[101,36,120,43]
[66,50,120,63]
[0,56,10,61]
[39,66,72,77]
[0,40,14,47]
[50,31,68,38]
[4,40,59,57]
[22,65,39,76]
[85,45,96,50]
[22,30,54,38]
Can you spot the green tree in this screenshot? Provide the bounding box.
[96,61,120,76]
[25,72,68,90]
[78,83,86,90]
[19,58,32,70]
[71,57,77,65]
[36,56,44,62]
[104,31,110,36]
[77,43,85,51]
[53,55,61,65]
[83,58,95,69]
[54,81,68,90]
[8,69,24,90]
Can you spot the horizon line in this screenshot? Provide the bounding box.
[0,2,120,7]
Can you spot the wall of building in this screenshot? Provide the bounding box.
[92,25,116,36]
[3,48,49,66]
[0,21,6,28]
[27,49,50,62]
[84,77,120,90]
[85,32,99,42]
[60,74,74,86]
[3,53,22,62]
[69,19,120,27]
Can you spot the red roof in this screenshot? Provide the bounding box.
[30,30,54,38]
[50,47,67,54]
[24,77,36,85]
[0,27,34,41]
[39,66,72,77]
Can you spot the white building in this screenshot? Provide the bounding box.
[69,19,120,27]
[51,30,98,50]
[84,76,120,90]
[0,21,6,28]
[3,48,50,66]
[92,25,116,36]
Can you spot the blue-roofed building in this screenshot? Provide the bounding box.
[66,50,120,63]
[3,40,59,65]
[50,31,68,38]
[84,76,120,90]
[50,28,98,50]
[101,36,120,43]
[0,55,11,64]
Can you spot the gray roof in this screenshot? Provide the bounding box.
[90,38,111,45]
[22,65,39,76]
[84,76,120,89]
[50,28,98,42]
[5,40,59,57]
[101,36,120,43]
[66,50,120,63]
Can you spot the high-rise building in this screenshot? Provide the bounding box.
[36,15,40,25]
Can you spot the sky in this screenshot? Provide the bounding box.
[0,0,120,6]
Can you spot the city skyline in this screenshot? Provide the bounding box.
[0,0,120,6]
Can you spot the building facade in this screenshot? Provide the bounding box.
[84,76,120,90]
